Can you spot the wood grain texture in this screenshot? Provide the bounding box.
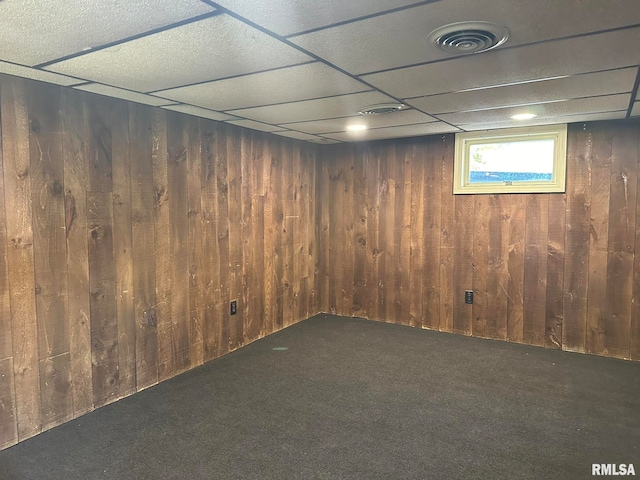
[61,89,93,416]
[2,76,41,441]
[0,357,17,449]
[130,104,159,389]
[319,121,640,360]
[87,192,119,407]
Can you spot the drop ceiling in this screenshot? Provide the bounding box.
[1,0,639,143]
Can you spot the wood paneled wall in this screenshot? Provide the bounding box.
[0,74,319,450]
[318,120,640,362]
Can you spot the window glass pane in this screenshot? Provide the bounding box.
[468,138,555,184]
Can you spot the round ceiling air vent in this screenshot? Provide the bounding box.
[359,103,406,115]
[428,21,509,55]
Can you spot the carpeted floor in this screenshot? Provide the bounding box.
[1,314,639,480]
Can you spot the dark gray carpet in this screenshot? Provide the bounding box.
[1,314,639,480]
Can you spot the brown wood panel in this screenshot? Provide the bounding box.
[199,119,221,360]
[563,123,593,353]
[215,123,231,353]
[0,357,17,449]
[0,81,12,362]
[522,194,549,346]
[632,131,640,360]
[87,192,119,407]
[38,352,72,430]
[2,76,41,441]
[472,195,490,338]
[28,83,68,362]
[485,195,509,340]
[603,122,637,358]
[395,140,412,325]
[362,146,379,320]
[61,89,93,416]
[109,99,135,397]
[545,193,566,349]
[280,140,295,327]
[408,141,424,328]
[439,136,455,332]
[167,112,192,372]
[187,117,204,367]
[506,195,525,343]
[241,130,257,342]
[263,137,278,335]
[453,194,474,335]
[585,126,612,355]
[422,137,442,330]
[226,125,244,347]
[130,104,159,389]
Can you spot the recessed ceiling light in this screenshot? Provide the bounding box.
[347,124,367,132]
[511,113,537,120]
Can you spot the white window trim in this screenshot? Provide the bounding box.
[453,124,568,194]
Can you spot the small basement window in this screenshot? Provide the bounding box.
[453,124,567,194]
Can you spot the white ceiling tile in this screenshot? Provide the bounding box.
[631,103,640,117]
[406,68,637,114]
[272,130,337,143]
[282,109,437,134]
[363,26,640,99]
[75,83,175,107]
[459,111,628,131]
[291,0,640,76]
[163,104,239,122]
[155,62,370,111]
[438,94,630,125]
[324,122,459,142]
[0,63,82,86]
[213,0,420,36]
[228,91,397,124]
[45,14,312,92]
[226,119,287,133]
[0,0,214,66]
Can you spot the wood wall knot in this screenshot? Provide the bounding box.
[30,119,40,133]
[34,285,41,295]
[11,237,31,249]
[17,168,29,180]
[143,308,157,328]
[51,180,63,196]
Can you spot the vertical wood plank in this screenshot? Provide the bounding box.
[486,195,509,340]
[453,193,474,335]
[167,112,191,372]
[61,89,93,416]
[187,117,204,367]
[109,99,135,397]
[2,77,41,440]
[422,137,442,330]
[563,123,592,353]
[130,104,159,389]
[395,140,412,325]
[586,127,612,355]
[87,192,119,407]
[226,125,243,346]
[439,136,455,332]
[0,357,17,449]
[506,195,526,343]
[603,122,637,358]
[199,119,220,360]
[364,146,381,320]
[409,140,424,328]
[472,195,490,338]
[215,124,230,354]
[632,121,640,360]
[545,193,566,349]
[523,194,549,346]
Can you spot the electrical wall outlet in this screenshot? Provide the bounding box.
[230,300,237,315]
[465,290,474,304]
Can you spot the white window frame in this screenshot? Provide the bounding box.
[453,124,567,194]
